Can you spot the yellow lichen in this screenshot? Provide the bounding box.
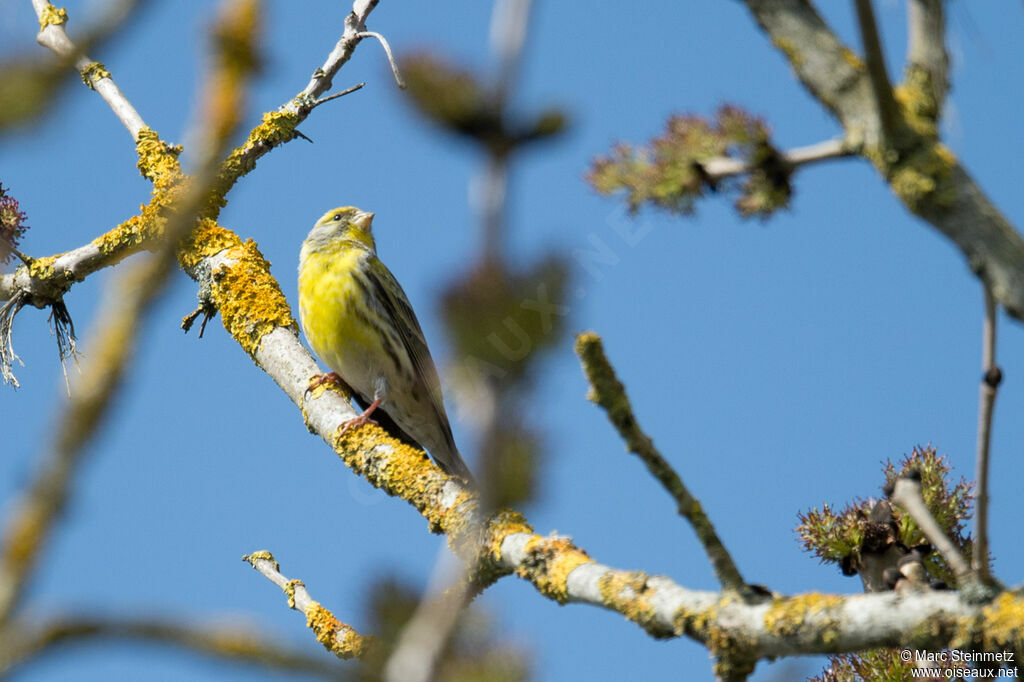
[958,592,1024,657]
[216,110,302,196]
[26,255,58,280]
[38,4,67,30]
[79,61,110,90]
[135,127,183,183]
[840,47,865,72]
[283,578,303,609]
[763,592,844,639]
[486,509,534,562]
[514,535,592,604]
[337,424,432,483]
[887,143,957,212]
[674,603,717,640]
[176,218,242,271]
[205,238,295,358]
[2,505,47,564]
[305,601,370,659]
[244,549,279,571]
[772,37,803,68]
[599,570,669,637]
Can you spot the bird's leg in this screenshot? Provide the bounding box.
[339,398,381,435]
[305,371,353,399]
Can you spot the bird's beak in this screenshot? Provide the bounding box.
[353,211,375,230]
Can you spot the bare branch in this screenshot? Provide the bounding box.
[296,0,379,101]
[354,31,406,89]
[853,0,901,141]
[0,614,346,679]
[383,556,472,682]
[973,285,1000,584]
[243,551,373,660]
[701,137,855,181]
[312,81,365,108]
[743,0,873,131]
[30,0,147,139]
[889,477,972,584]
[574,332,747,594]
[907,0,949,110]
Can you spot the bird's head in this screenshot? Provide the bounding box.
[304,206,377,254]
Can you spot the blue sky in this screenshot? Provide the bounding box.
[3,2,1024,680]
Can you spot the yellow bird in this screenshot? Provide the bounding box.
[298,206,475,484]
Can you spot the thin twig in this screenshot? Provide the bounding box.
[574,332,747,593]
[354,31,405,89]
[243,551,373,660]
[0,614,347,679]
[701,137,855,181]
[853,0,902,141]
[972,285,999,583]
[889,477,972,584]
[312,82,365,108]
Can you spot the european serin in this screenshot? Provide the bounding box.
[298,206,475,484]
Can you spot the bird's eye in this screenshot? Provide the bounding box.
[333,214,342,222]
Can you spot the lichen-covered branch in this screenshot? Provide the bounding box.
[740,0,1024,322]
[243,551,374,660]
[2,0,382,316]
[0,136,188,625]
[0,614,347,679]
[31,0,146,138]
[0,0,257,627]
[907,0,948,112]
[127,110,1024,680]
[573,331,747,594]
[852,0,902,144]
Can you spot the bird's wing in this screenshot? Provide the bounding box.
[363,257,456,443]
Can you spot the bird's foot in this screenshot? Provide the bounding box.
[339,398,382,435]
[305,371,352,399]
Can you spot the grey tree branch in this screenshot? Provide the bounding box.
[0,614,347,679]
[853,0,901,142]
[973,285,999,584]
[354,31,405,89]
[0,0,256,629]
[907,0,949,110]
[243,551,372,660]
[31,0,147,139]
[1,0,382,311]
[742,0,1024,322]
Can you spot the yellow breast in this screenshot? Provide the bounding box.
[298,246,378,370]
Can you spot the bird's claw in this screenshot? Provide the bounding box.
[339,413,378,435]
[305,371,346,399]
